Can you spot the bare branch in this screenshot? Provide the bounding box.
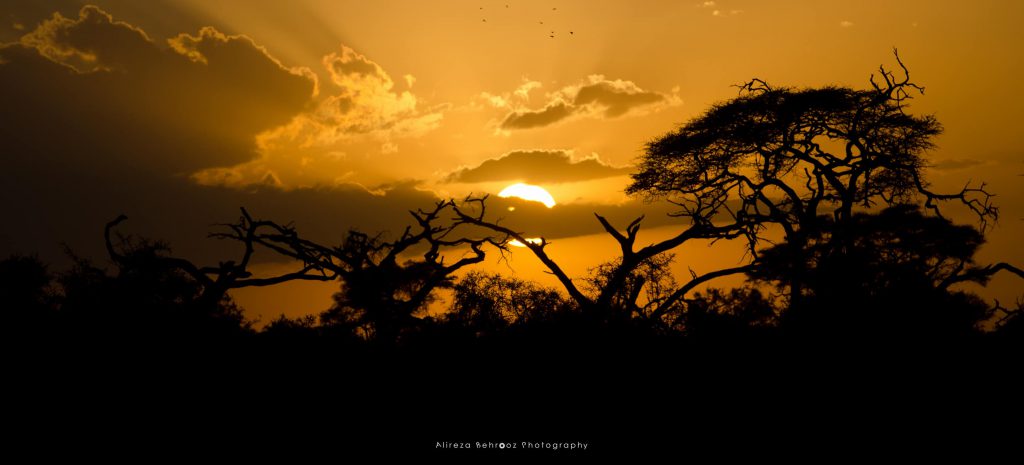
[451,196,592,307]
[653,264,757,320]
[938,262,1024,289]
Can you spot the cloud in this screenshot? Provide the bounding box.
[272,45,443,145]
[0,6,315,174]
[500,102,574,129]
[574,80,667,117]
[514,80,543,100]
[699,1,740,16]
[840,21,854,28]
[480,79,543,110]
[446,150,631,184]
[495,75,679,131]
[932,158,985,171]
[194,44,447,187]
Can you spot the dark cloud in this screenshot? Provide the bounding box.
[573,81,665,117]
[0,160,443,266]
[0,6,315,175]
[932,158,985,171]
[500,102,573,130]
[446,150,631,184]
[498,75,676,130]
[476,195,683,241]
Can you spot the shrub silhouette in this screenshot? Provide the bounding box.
[446,271,571,336]
[0,254,55,337]
[59,238,251,345]
[684,287,778,341]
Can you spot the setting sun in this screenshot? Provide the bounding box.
[508,237,544,248]
[498,183,556,208]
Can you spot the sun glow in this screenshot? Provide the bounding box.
[508,237,543,248]
[498,183,556,208]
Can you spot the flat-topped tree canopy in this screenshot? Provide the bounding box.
[628,52,995,237]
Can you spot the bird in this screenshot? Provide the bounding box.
[569,31,574,35]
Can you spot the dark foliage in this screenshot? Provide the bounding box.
[58,239,251,345]
[752,205,992,340]
[446,271,572,333]
[684,287,778,341]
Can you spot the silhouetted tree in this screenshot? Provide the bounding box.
[106,212,338,316]
[628,51,1001,312]
[751,205,994,339]
[451,198,752,320]
[211,200,508,344]
[684,287,778,340]
[583,253,682,328]
[446,271,570,336]
[259,314,331,348]
[0,254,55,335]
[993,300,1024,344]
[60,238,250,342]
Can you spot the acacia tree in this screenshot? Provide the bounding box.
[628,51,1006,310]
[457,51,1018,320]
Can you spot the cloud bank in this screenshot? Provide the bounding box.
[446,150,630,184]
[1,5,315,174]
[488,75,680,131]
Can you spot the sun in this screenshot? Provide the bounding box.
[508,237,543,248]
[498,183,556,208]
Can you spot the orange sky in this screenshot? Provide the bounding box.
[1,1,1021,323]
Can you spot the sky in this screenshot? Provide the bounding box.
[1,1,1021,323]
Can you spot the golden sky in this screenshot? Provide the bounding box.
[1,1,1021,322]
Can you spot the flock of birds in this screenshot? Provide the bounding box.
[479,5,574,39]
